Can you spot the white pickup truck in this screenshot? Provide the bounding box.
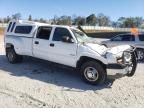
[4,20,137,85]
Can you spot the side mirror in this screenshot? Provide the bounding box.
[62,36,74,43]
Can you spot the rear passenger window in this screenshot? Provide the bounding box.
[139,34,144,41]
[53,28,71,41]
[7,22,12,32]
[10,22,16,32]
[15,26,32,34]
[36,27,52,40]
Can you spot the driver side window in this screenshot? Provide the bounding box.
[53,28,72,41]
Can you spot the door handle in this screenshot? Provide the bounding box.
[50,43,55,47]
[35,41,39,44]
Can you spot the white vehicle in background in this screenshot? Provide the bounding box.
[101,33,144,61]
[4,20,137,85]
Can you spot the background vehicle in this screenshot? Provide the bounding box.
[101,33,144,61]
[4,20,137,85]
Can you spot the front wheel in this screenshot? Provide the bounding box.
[80,61,107,85]
[126,52,137,77]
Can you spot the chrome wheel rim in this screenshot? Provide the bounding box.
[84,67,99,82]
[137,50,144,60]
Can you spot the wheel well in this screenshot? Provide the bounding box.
[6,43,14,49]
[76,56,106,71]
[101,44,108,48]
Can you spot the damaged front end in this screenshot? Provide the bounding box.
[106,45,138,76]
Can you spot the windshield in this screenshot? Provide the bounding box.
[71,29,90,42]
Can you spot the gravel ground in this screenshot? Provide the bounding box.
[0,36,144,108]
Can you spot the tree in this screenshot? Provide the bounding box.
[117,17,126,27]
[12,13,21,20]
[97,13,111,26]
[111,21,119,27]
[51,15,58,24]
[117,17,143,28]
[71,14,77,25]
[134,17,143,27]
[124,18,135,28]
[73,16,86,25]
[33,19,39,22]
[28,15,32,21]
[56,16,72,25]
[2,16,11,23]
[86,14,97,25]
[39,18,47,23]
[7,16,11,23]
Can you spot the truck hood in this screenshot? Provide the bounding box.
[106,45,131,55]
[85,43,107,55]
[85,43,131,56]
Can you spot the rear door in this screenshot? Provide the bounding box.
[33,26,52,60]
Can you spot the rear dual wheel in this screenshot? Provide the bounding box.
[6,48,23,64]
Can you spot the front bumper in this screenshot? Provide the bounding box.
[107,64,127,69]
[107,46,138,70]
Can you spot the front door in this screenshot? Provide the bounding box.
[48,27,77,67]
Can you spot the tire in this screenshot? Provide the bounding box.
[80,61,107,85]
[126,52,137,77]
[6,48,23,64]
[136,48,144,61]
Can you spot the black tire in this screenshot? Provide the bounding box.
[136,48,144,61]
[80,61,107,85]
[126,52,137,77]
[6,48,23,64]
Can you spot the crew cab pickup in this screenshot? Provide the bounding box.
[4,20,137,85]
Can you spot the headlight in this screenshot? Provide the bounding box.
[123,52,132,62]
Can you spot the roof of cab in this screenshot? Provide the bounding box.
[10,20,74,29]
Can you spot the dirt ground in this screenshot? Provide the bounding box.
[0,35,144,108]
